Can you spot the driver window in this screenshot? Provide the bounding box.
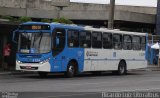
[53,28,66,56]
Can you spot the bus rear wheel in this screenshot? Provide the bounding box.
[118,61,127,75]
[65,62,76,78]
[38,72,48,78]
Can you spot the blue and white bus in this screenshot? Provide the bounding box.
[13,22,148,77]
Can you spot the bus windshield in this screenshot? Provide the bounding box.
[18,32,51,54]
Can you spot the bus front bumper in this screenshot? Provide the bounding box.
[16,62,51,72]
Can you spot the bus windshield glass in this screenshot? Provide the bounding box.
[18,32,51,54]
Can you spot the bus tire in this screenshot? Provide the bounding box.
[65,62,76,78]
[38,72,48,78]
[118,61,127,75]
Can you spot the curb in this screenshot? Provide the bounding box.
[147,66,160,71]
[0,72,12,75]
[147,69,160,71]
[0,71,37,75]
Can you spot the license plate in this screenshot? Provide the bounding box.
[25,66,32,69]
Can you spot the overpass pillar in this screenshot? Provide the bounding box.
[108,0,115,29]
[156,0,160,35]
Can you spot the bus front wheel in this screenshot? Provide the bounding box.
[65,62,76,78]
[118,61,127,75]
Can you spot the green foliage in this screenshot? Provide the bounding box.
[41,19,51,23]
[0,15,73,24]
[18,16,32,22]
[0,15,21,22]
[0,15,14,21]
[0,15,32,22]
[52,17,73,24]
[52,18,59,23]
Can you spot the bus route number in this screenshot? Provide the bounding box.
[32,26,41,30]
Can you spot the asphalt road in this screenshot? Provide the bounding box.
[0,71,160,98]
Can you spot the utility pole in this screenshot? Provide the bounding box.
[108,0,115,29]
[156,0,160,35]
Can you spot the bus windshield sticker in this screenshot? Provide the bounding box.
[20,49,30,53]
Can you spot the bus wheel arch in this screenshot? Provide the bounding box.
[118,59,127,75]
[65,59,78,78]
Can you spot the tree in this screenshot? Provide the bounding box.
[18,16,32,22]
[52,17,73,24]
[0,15,17,22]
[41,19,51,23]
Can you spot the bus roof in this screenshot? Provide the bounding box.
[20,22,50,25]
[84,26,147,36]
[20,22,83,30]
[20,22,147,36]
[50,23,83,30]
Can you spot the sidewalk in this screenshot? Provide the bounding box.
[147,65,160,71]
[0,68,37,75]
[0,71,12,75]
[0,69,21,75]
[0,71,38,75]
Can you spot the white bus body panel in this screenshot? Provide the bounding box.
[83,48,147,72]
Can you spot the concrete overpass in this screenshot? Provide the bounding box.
[0,0,156,24]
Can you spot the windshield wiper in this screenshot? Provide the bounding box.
[38,31,43,51]
[32,33,37,47]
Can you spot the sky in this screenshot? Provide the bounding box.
[70,0,157,7]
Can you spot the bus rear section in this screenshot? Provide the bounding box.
[82,27,148,75]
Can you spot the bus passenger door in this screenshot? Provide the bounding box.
[52,28,66,72]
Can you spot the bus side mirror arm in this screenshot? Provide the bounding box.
[12,30,18,44]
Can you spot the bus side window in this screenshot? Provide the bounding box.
[113,34,122,49]
[132,36,141,50]
[141,36,146,50]
[103,33,112,49]
[53,28,65,56]
[68,30,79,48]
[123,35,132,50]
[92,31,102,48]
[80,31,91,48]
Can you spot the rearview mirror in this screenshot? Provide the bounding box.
[12,30,19,44]
[56,37,60,46]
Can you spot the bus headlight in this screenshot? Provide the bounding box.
[17,60,22,64]
[39,58,50,64]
